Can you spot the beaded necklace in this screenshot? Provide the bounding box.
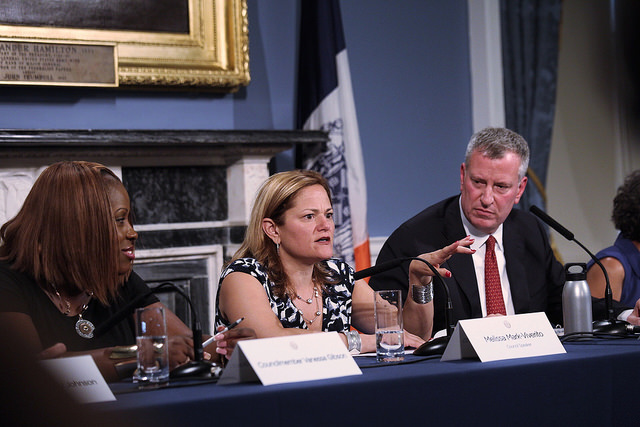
[294,285,322,325]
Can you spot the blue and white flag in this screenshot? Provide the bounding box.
[296,0,370,271]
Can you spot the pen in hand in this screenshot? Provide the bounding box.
[202,317,245,348]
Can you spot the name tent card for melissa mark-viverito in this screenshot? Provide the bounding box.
[441,312,566,362]
[217,332,362,386]
[40,355,116,403]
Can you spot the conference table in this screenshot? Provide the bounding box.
[95,338,640,426]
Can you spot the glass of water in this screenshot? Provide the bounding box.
[133,306,170,385]
[374,290,404,362]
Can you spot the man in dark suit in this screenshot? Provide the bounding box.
[369,127,564,335]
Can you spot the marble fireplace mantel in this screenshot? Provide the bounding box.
[0,128,328,229]
[0,129,327,166]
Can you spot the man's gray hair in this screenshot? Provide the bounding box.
[464,127,530,179]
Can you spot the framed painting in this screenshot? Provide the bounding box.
[0,0,250,90]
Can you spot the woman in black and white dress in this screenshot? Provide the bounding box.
[215,170,474,353]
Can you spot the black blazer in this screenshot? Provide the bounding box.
[369,195,565,335]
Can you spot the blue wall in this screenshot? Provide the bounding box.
[0,0,472,238]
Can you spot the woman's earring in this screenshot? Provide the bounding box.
[276,243,280,254]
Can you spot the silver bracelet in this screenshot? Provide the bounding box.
[341,330,361,354]
[411,283,434,304]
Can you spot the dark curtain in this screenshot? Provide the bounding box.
[500,0,562,212]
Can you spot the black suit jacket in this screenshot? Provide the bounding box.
[369,195,565,335]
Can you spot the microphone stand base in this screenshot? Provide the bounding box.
[413,336,449,356]
[592,319,630,335]
[170,360,222,380]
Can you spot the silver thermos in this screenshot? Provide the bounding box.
[562,262,593,335]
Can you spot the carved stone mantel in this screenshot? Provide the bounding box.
[0,129,327,220]
[0,129,327,166]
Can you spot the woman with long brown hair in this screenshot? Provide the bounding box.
[0,161,249,381]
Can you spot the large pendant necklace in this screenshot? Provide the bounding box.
[75,298,95,339]
[52,285,95,339]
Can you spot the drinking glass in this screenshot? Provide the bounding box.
[133,306,169,385]
[374,290,404,362]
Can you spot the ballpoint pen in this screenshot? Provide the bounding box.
[201,317,245,348]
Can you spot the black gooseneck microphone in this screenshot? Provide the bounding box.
[355,257,454,356]
[94,285,171,338]
[353,258,408,281]
[94,282,219,379]
[529,205,625,334]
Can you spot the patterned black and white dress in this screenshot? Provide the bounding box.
[215,257,354,332]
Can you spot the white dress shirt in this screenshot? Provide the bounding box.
[459,199,515,317]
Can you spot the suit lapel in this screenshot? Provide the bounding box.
[504,215,530,313]
[443,199,482,318]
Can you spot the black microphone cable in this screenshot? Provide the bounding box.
[560,324,640,342]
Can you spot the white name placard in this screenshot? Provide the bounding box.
[441,312,565,362]
[40,355,115,403]
[218,332,361,386]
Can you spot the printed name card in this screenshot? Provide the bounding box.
[441,312,565,362]
[218,332,362,386]
[40,355,116,403]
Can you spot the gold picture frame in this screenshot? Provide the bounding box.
[0,0,250,91]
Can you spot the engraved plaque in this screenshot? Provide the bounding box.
[0,39,117,87]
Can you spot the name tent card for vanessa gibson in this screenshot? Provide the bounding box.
[441,312,566,362]
[218,332,361,386]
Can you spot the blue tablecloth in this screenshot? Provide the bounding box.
[95,339,640,426]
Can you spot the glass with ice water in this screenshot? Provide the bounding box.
[133,306,169,385]
[374,290,404,362]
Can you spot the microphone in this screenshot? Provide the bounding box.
[529,205,622,334]
[529,205,575,240]
[94,287,173,338]
[354,257,454,356]
[95,282,220,379]
[353,258,407,281]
